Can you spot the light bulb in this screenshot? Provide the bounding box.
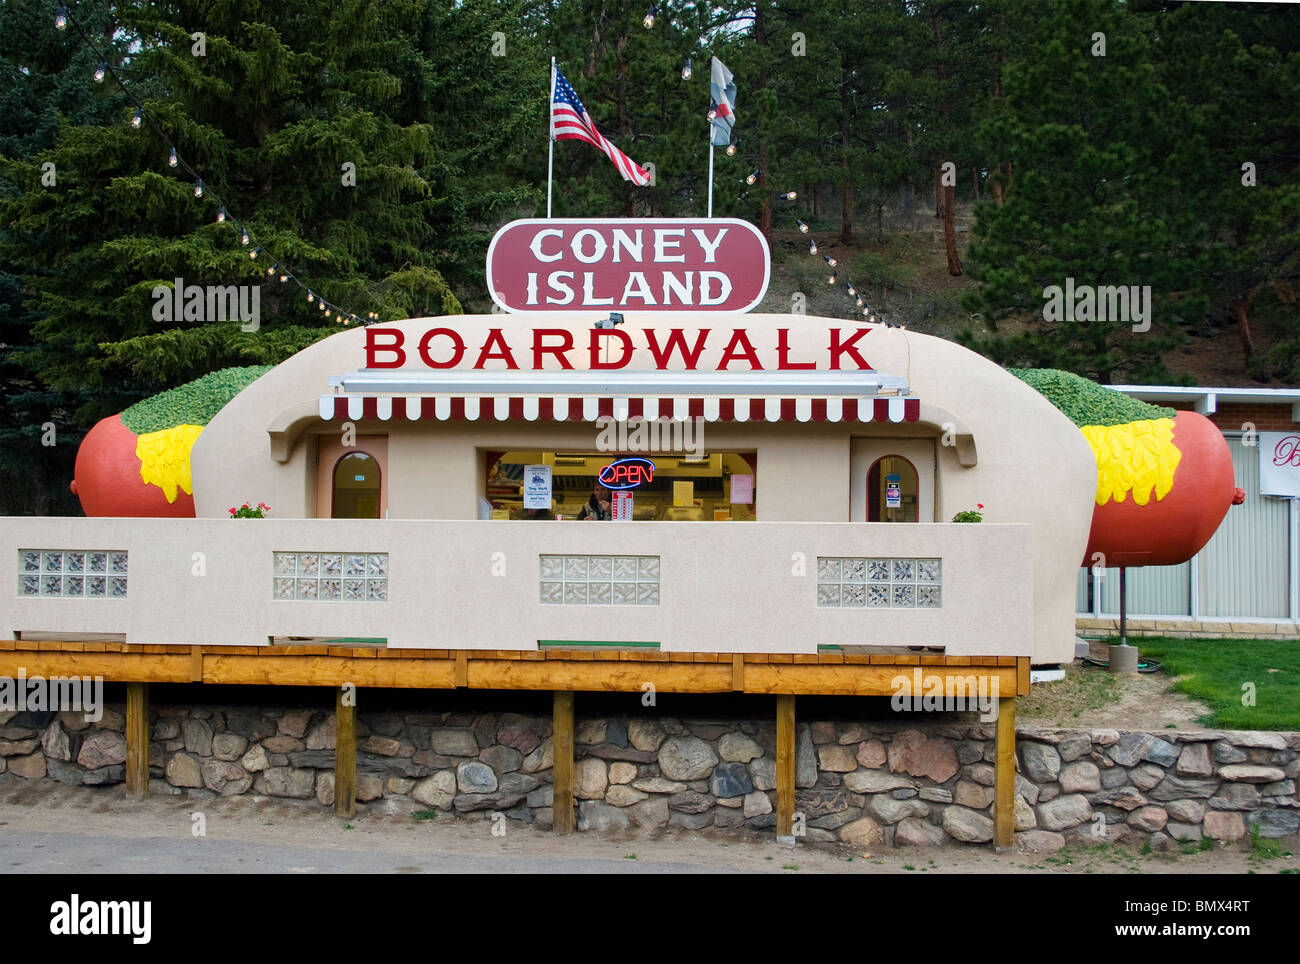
[809,239,818,255]
[55,5,68,30]
[216,206,227,223]
[240,228,250,245]
[131,109,143,129]
[168,148,178,168]
[746,170,759,185]
[856,296,864,308]
[642,5,656,28]
[782,191,798,200]
[726,141,737,157]
[279,272,289,283]
[823,255,838,267]
[827,272,837,285]
[846,283,856,296]
[307,291,315,303]
[682,59,692,81]
[863,307,871,317]
[797,219,809,234]
[93,63,106,83]
[249,246,258,260]
[319,300,326,311]
[324,309,331,318]
[193,179,203,198]
[706,108,717,121]
[267,263,277,277]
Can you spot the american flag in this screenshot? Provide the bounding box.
[552,67,650,186]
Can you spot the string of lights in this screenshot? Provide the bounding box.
[53,2,374,327]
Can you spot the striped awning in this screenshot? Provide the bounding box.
[318,370,920,424]
[318,394,919,424]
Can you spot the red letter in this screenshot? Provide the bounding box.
[417,328,465,368]
[829,328,874,370]
[717,329,763,370]
[643,328,710,370]
[776,329,815,370]
[474,329,520,369]
[533,329,575,369]
[366,327,405,368]
[589,328,634,369]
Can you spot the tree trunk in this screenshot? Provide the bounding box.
[1234,298,1255,368]
[944,181,962,276]
[972,167,980,202]
[840,69,852,243]
[934,164,944,220]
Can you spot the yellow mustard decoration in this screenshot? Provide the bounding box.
[135,424,204,503]
[1080,418,1181,507]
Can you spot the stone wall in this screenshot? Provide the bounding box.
[2,705,1297,850]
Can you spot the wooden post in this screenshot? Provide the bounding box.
[776,694,796,843]
[335,686,356,818]
[552,690,575,833]
[994,695,1017,850]
[125,682,149,797]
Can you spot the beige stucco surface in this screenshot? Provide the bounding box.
[167,314,1091,661]
[4,518,1032,655]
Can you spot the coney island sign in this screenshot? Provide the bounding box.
[486,218,770,313]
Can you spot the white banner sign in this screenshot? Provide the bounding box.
[1260,433,1300,498]
[523,464,552,509]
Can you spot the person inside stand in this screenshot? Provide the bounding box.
[577,483,611,520]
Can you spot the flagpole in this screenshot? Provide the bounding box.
[546,56,556,219]
[707,132,714,219]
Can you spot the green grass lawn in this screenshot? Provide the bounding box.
[1125,636,1300,730]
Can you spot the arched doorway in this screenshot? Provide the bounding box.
[332,451,382,518]
[315,435,388,518]
[866,454,919,522]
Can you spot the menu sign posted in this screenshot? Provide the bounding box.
[485,218,771,313]
[611,491,634,521]
[523,464,553,509]
[1260,433,1300,497]
[885,475,902,509]
[729,474,753,505]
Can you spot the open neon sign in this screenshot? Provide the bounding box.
[598,457,655,490]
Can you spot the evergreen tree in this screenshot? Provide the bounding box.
[958,0,1190,383]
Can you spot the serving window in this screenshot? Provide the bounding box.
[485,450,757,521]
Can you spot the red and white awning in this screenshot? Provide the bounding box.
[318,370,920,424]
[318,393,919,423]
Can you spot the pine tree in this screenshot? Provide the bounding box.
[959,0,1190,383]
[0,0,134,513]
[1,0,462,422]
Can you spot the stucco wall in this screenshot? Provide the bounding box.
[188,314,1097,662]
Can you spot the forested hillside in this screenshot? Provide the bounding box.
[1,0,1297,513]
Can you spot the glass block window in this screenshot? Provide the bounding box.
[273,552,387,602]
[816,557,941,609]
[18,550,127,598]
[540,555,660,606]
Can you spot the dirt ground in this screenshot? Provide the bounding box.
[1,779,1294,875]
[1019,659,1215,731]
